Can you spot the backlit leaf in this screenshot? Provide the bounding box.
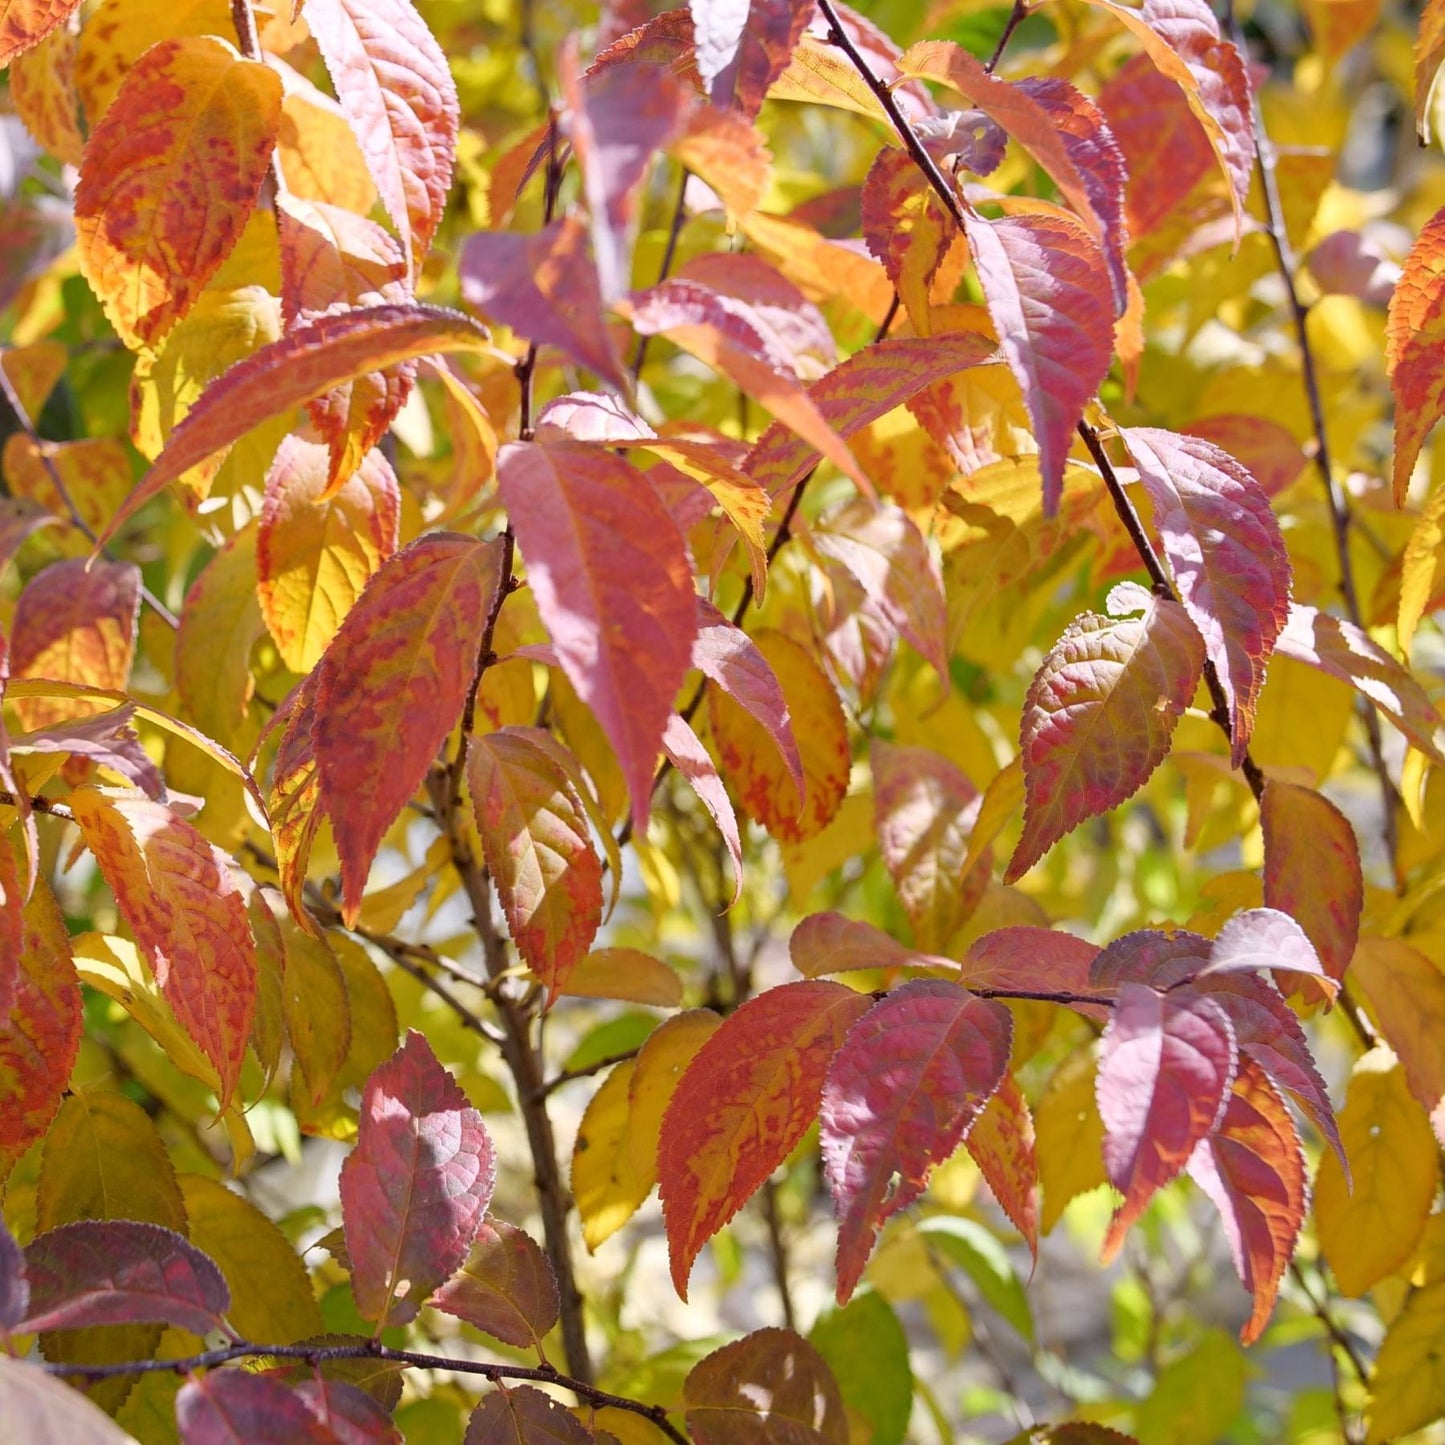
[1367,1278,1445,1443]
[0,0,80,67]
[790,911,951,978]
[176,1370,333,1444]
[684,1327,847,1445]
[0,1355,139,1445]
[339,1031,495,1327]
[1006,590,1206,881]
[499,441,695,832]
[822,980,1012,1301]
[573,1057,648,1252]
[861,147,955,334]
[428,1220,559,1352]
[1036,1052,1107,1232]
[660,981,870,1297]
[1121,427,1290,763]
[560,949,683,1007]
[464,1384,592,1445]
[11,706,163,800]
[279,919,352,1110]
[1388,203,1445,502]
[1196,907,1333,996]
[265,673,323,931]
[1097,981,1237,1260]
[1417,0,1445,142]
[315,532,504,923]
[74,36,282,349]
[466,726,604,1003]
[960,927,1102,1011]
[10,23,84,166]
[305,0,458,269]
[661,712,744,907]
[967,1072,1041,1254]
[69,789,256,1108]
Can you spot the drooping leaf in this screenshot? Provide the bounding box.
[338,1031,495,1327]
[967,1072,1041,1255]
[1367,1278,1445,1443]
[860,147,957,334]
[661,712,744,907]
[1006,588,1206,881]
[1186,1063,1307,1344]
[264,673,323,932]
[68,789,256,1108]
[74,36,281,349]
[176,1370,334,1445]
[428,1221,559,1352]
[466,726,604,1002]
[660,981,870,1297]
[278,918,352,1110]
[0,1355,139,1445]
[1121,427,1290,763]
[96,304,494,547]
[1097,981,1237,1259]
[1195,907,1333,997]
[19,1221,229,1336]
[1388,203,1445,502]
[463,1384,592,1445]
[499,441,695,831]
[685,1327,848,1445]
[304,0,458,269]
[314,532,504,923]
[822,980,1012,1301]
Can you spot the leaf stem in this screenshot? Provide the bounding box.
[985,0,1030,72]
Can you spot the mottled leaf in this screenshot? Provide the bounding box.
[960,927,1103,1011]
[685,1328,847,1445]
[0,0,81,67]
[265,673,323,932]
[1417,0,1445,142]
[822,980,1012,1301]
[966,1072,1041,1254]
[464,1385,592,1445]
[861,147,955,334]
[660,981,870,1297]
[74,36,281,349]
[10,23,85,166]
[428,1221,559,1352]
[1388,203,1445,502]
[339,1031,495,1326]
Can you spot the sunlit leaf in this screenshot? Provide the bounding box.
[0,1355,138,1445]
[428,1221,559,1352]
[1367,1278,1445,1443]
[967,1073,1041,1255]
[1388,203,1445,502]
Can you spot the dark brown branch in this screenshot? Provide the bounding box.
[760,1180,797,1333]
[37,1340,689,1444]
[0,788,73,821]
[515,117,564,442]
[540,1048,641,1098]
[986,0,1029,72]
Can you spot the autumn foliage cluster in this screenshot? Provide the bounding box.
[5,0,1445,1439]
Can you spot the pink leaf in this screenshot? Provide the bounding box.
[1006,590,1205,881]
[19,1220,228,1336]
[960,927,1104,1016]
[11,705,164,799]
[1196,907,1334,996]
[662,712,744,907]
[339,1031,496,1327]
[822,980,1012,1301]
[1121,427,1290,763]
[1097,982,1237,1260]
[177,1371,335,1445]
[0,1217,27,1333]
[692,0,813,117]
[499,441,696,832]
[679,252,838,370]
[1091,928,1209,989]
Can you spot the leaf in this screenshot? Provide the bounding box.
[962,206,1115,513]
[0,1355,139,1445]
[278,919,352,1110]
[1195,907,1332,998]
[0,495,61,574]
[1006,590,1206,882]
[9,558,140,732]
[821,979,1012,1301]
[338,1031,495,1327]
[960,927,1103,1009]
[0,836,20,1023]
[264,674,323,932]
[1314,1051,1438,1296]
[1273,603,1445,763]
[304,0,458,269]
[69,789,257,1108]
[872,741,984,953]
[258,436,400,673]
[19,1221,228,1336]
[1367,1278,1445,1443]
[1036,1052,1108,1232]
[572,1056,648,1252]
[708,629,850,845]
[1121,427,1290,763]
[684,1327,848,1445]
[744,333,996,499]
[808,1292,913,1445]
[428,1220,559,1352]
[460,216,626,391]
[966,1072,1041,1255]
[559,949,683,1007]
[1097,982,1237,1260]
[11,706,163,799]
[1260,781,1361,995]
[466,726,604,1003]
[96,304,494,548]
[922,1215,1034,1341]
[0,873,81,1179]
[660,981,870,1297]
[790,910,953,978]
[661,712,744,907]
[176,1370,334,1444]
[499,442,695,832]
[0,0,80,67]
[294,1378,402,1445]
[314,532,504,923]
[464,1385,593,1445]
[861,148,956,335]
[1388,203,1445,502]
[1417,0,1445,142]
[10,23,85,166]
[74,36,281,349]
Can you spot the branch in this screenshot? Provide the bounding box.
[37,1339,689,1445]
[0,788,73,822]
[540,1047,640,1098]
[985,0,1029,72]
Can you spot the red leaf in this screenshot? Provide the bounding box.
[459,217,627,391]
[1121,427,1289,763]
[789,911,951,978]
[1186,1062,1306,1344]
[691,0,812,118]
[960,927,1104,1016]
[304,0,457,269]
[744,333,996,498]
[428,1220,559,1352]
[1195,906,1333,997]
[339,1030,496,1327]
[1388,204,1445,502]
[19,1220,228,1336]
[1097,981,1236,1260]
[96,304,493,548]
[966,1072,1041,1255]
[1091,927,1209,989]
[1183,414,1309,498]
[822,980,1011,1301]
[294,1378,402,1445]
[465,727,604,1003]
[0,872,80,1179]
[314,533,505,923]
[177,1371,335,1445]
[1006,587,1205,881]
[678,252,838,370]
[659,980,870,1297]
[0,0,82,67]
[499,441,695,831]
[464,1384,592,1445]
[661,712,744,907]
[1273,603,1445,763]
[684,1328,847,1445]
[69,789,256,1108]
[264,672,323,933]
[963,206,1114,513]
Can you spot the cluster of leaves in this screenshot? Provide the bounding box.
[5,0,1445,1439]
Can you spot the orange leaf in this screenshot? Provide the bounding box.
[659,980,870,1298]
[264,674,323,933]
[2,435,134,550]
[68,789,256,1108]
[966,1071,1041,1256]
[9,22,84,166]
[1388,204,1445,503]
[0,0,80,68]
[315,533,506,923]
[74,36,282,349]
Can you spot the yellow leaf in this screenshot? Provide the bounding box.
[1315,1050,1438,1296]
[9,22,83,165]
[278,919,353,1114]
[1035,1049,1107,1234]
[1367,1279,1445,1442]
[1399,480,1445,658]
[276,83,378,215]
[560,949,684,1007]
[625,1011,723,1185]
[2,435,134,554]
[573,1058,643,1252]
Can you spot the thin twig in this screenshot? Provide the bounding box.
[760,1180,797,1332]
[0,788,73,821]
[515,117,564,442]
[540,1047,641,1097]
[985,0,1029,72]
[1289,1258,1370,1441]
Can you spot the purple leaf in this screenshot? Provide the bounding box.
[0,1217,27,1333]
[177,1370,335,1444]
[1198,907,1333,996]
